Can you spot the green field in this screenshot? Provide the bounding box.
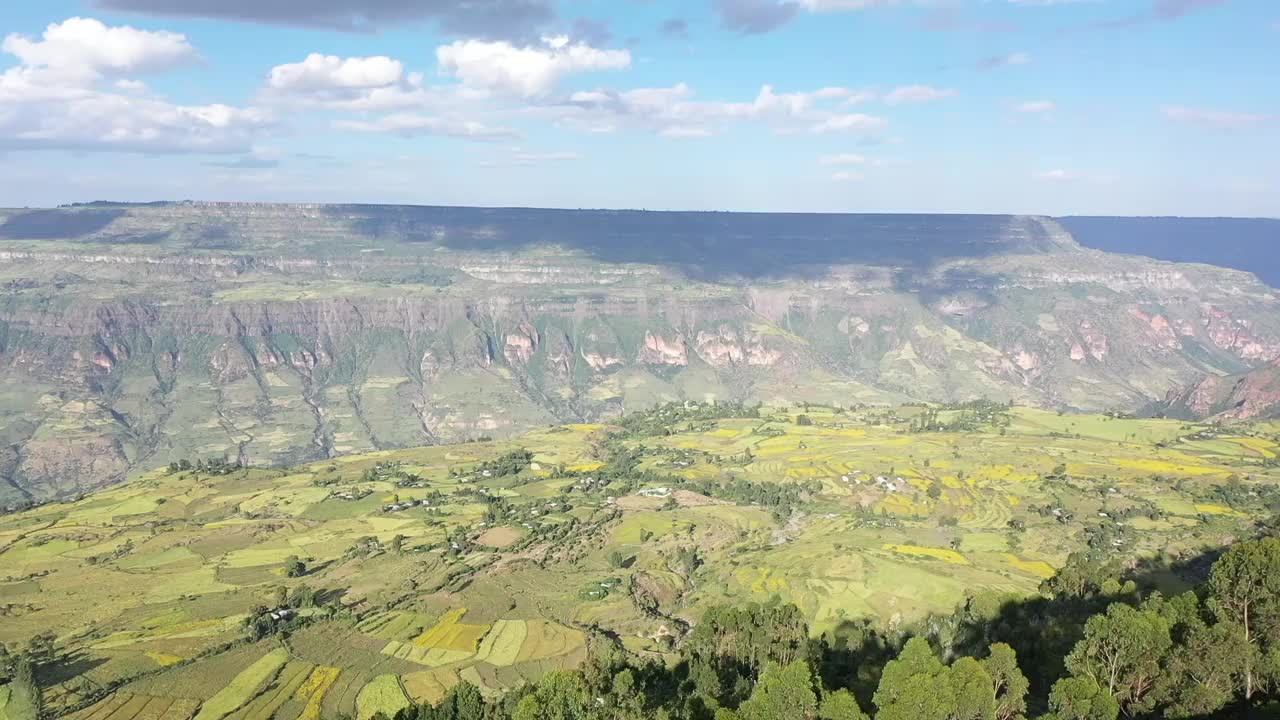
[2,402,1279,717]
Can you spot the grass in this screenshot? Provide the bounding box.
[355,675,410,720]
[474,620,527,667]
[192,648,289,720]
[410,609,490,653]
[295,667,341,720]
[3,403,1279,716]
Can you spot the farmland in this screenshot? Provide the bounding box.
[1,402,1278,718]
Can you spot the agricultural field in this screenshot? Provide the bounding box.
[1,402,1278,717]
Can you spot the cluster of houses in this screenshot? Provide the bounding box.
[328,488,373,502]
[840,472,909,493]
[382,498,431,513]
[638,487,672,498]
[572,476,609,492]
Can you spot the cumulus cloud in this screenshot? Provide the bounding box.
[92,0,556,40]
[1015,100,1055,113]
[0,17,268,154]
[262,53,436,111]
[884,85,958,105]
[437,35,630,98]
[830,170,863,182]
[2,16,198,86]
[333,113,519,140]
[1162,105,1272,130]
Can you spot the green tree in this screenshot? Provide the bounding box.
[738,661,819,720]
[514,671,591,720]
[1162,621,1250,717]
[817,689,867,720]
[284,555,307,578]
[949,656,997,720]
[1207,536,1280,699]
[981,643,1028,720]
[1064,603,1170,715]
[1048,677,1119,720]
[390,534,405,555]
[873,637,953,720]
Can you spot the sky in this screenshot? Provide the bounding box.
[0,0,1276,216]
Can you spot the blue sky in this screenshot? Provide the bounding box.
[0,0,1276,216]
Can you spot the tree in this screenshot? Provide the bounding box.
[1162,620,1250,717]
[873,637,953,720]
[284,555,307,578]
[390,535,405,555]
[1064,603,1170,715]
[950,657,997,720]
[446,681,486,720]
[981,643,1028,720]
[1048,677,1119,720]
[817,689,867,720]
[738,661,818,720]
[9,655,43,720]
[514,671,590,720]
[1207,537,1280,699]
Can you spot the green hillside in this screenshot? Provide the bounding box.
[1,402,1277,718]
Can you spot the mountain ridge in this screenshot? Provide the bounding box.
[0,203,1277,504]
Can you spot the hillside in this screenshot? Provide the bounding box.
[1156,361,1280,421]
[1,402,1278,719]
[2,203,1279,504]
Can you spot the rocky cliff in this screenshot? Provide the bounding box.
[1,203,1277,504]
[1155,361,1280,422]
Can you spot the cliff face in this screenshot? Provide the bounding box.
[1156,362,1280,421]
[1,204,1278,504]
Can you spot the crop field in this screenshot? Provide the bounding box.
[2,402,1279,716]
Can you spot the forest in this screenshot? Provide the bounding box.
[381,536,1280,720]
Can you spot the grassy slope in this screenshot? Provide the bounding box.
[1,406,1278,717]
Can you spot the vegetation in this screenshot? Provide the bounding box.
[389,536,1280,720]
[2,405,1280,719]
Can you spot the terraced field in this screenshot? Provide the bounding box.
[1,403,1278,717]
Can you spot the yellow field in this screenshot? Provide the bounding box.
[882,544,969,565]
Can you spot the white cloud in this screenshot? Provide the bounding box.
[268,54,404,92]
[1015,100,1055,113]
[0,17,267,154]
[1037,169,1081,181]
[811,113,888,133]
[437,35,630,98]
[830,170,864,182]
[563,82,884,138]
[818,153,866,165]
[262,53,436,111]
[884,85,958,105]
[1162,105,1272,130]
[2,17,198,86]
[333,113,518,140]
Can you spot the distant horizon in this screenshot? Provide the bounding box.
[7,199,1278,222]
